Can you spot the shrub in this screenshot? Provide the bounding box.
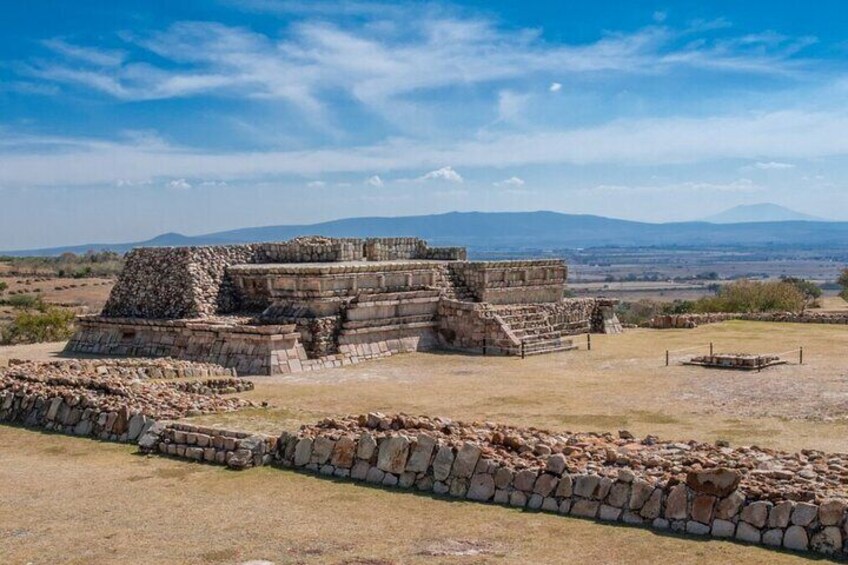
[0,306,76,345]
[781,277,822,307]
[0,281,7,293]
[1,293,43,309]
[692,279,806,314]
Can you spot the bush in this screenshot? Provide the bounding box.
[1,293,43,309]
[0,281,7,293]
[692,279,806,314]
[0,306,76,345]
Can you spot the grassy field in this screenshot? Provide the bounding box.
[1,320,847,563]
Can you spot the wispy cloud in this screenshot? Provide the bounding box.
[754,161,795,170]
[494,176,526,187]
[166,178,192,190]
[21,9,816,117]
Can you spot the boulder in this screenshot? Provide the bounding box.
[685,468,741,497]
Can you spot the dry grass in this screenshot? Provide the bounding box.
[2,320,847,563]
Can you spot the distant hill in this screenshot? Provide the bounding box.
[702,203,825,224]
[4,210,848,256]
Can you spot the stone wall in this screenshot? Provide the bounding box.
[271,413,848,558]
[102,245,259,319]
[138,422,274,470]
[436,299,520,354]
[0,359,252,442]
[650,311,848,329]
[449,260,567,304]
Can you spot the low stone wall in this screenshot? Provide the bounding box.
[274,413,848,558]
[449,261,567,305]
[650,312,848,329]
[7,357,237,379]
[138,422,274,470]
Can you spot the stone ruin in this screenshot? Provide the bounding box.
[65,236,621,374]
[684,353,786,370]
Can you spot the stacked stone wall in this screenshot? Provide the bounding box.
[270,413,848,558]
[102,245,260,319]
[449,260,567,305]
[436,299,520,354]
[139,422,274,470]
[650,312,848,329]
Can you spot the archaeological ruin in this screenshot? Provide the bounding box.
[65,236,621,374]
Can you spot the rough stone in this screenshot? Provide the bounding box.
[467,473,496,502]
[686,468,741,497]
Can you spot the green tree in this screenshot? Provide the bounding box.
[839,268,848,301]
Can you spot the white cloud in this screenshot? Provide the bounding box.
[5,110,848,188]
[420,166,463,183]
[653,11,667,23]
[307,180,326,188]
[754,161,795,170]
[549,82,562,92]
[494,176,526,187]
[496,90,528,122]
[365,174,384,187]
[167,178,192,190]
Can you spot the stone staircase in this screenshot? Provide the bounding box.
[435,265,477,301]
[494,306,577,356]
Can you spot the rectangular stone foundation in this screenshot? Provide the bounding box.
[65,316,437,376]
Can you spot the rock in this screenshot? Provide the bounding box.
[791,502,818,526]
[810,526,842,555]
[735,522,761,544]
[629,479,653,510]
[377,436,410,474]
[690,495,715,524]
[762,529,783,547]
[740,501,770,528]
[398,471,416,488]
[433,481,449,495]
[599,505,622,521]
[818,499,846,526]
[527,494,544,510]
[546,453,567,475]
[571,499,600,518]
[541,497,559,513]
[686,521,710,536]
[783,525,809,551]
[494,467,514,489]
[768,500,793,528]
[137,422,164,450]
[451,443,482,478]
[665,484,688,520]
[310,436,335,465]
[639,488,662,519]
[555,475,573,498]
[127,413,147,440]
[356,432,377,460]
[350,460,369,480]
[467,473,495,502]
[227,449,253,469]
[574,475,600,499]
[405,434,436,473]
[715,491,744,520]
[330,436,357,468]
[533,474,558,497]
[365,466,385,484]
[293,438,313,467]
[607,482,630,508]
[652,518,670,530]
[685,468,741,497]
[381,473,399,487]
[514,469,537,492]
[432,445,455,482]
[711,519,736,538]
[493,489,509,505]
[509,491,527,508]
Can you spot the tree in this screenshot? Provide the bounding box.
[839,268,848,301]
[781,277,822,309]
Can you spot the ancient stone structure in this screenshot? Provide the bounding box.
[66,237,621,374]
[684,353,785,370]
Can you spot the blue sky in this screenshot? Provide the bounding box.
[2,1,848,248]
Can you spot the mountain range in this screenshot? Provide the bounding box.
[701,203,825,223]
[4,206,848,257]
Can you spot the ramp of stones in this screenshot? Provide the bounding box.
[494,305,578,355]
